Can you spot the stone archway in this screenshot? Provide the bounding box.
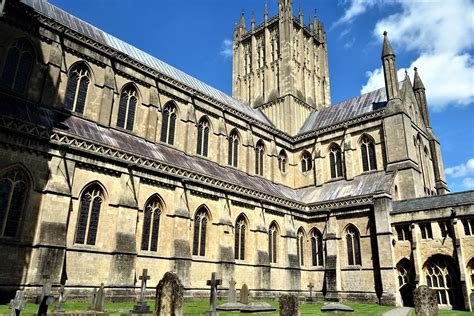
[396,258,415,307]
[423,254,462,308]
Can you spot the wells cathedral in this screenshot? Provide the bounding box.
[0,0,473,311]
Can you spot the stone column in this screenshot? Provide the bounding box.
[452,214,471,311]
[372,194,398,305]
[217,197,235,287]
[254,206,270,294]
[283,214,300,291]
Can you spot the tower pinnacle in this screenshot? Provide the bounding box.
[382,31,395,58]
[381,31,400,101]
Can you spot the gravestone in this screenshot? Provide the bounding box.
[88,288,97,310]
[279,294,299,316]
[89,283,105,312]
[240,284,249,304]
[155,272,184,316]
[9,290,25,316]
[37,279,55,316]
[413,285,438,316]
[306,283,315,303]
[54,285,65,312]
[320,302,354,313]
[228,278,236,303]
[131,269,152,314]
[206,272,222,316]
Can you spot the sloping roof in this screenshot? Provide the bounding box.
[0,94,392,207]
[392,191,474,214]
[299,87,388,133]
[18,0,272,125]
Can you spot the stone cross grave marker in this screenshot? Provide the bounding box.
[37,275,54,316]
[228,278,236,303]
[131,269,151,314]
[306,283,315,303]
[155,272,184,316]
[240,284,249,305]
[206,272,222,316]
[54,285,66,312]
[9,290,25,316]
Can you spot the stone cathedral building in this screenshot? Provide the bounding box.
[0,0,473,310]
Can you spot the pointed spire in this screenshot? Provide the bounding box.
[264,0,268,21]
[382,31,395,58]
[251,10,255,30]
[299,2,304,24]
[240,9,246,32]
[413,67,425,90]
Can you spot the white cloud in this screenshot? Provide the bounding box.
[340,0,474,111]
[463,178,474,189]
[445,158,474,178]
[333,0,378,27]
[220,39,233,59]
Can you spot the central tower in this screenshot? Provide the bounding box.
[232,0,331,135]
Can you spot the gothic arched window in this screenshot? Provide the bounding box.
[234,215,246,260]
[141,195,162,252]
[361,136,377,172]
[228,130,239,167]
[297,228,305,266]
[425,255,461,307]
[268,222,278,263]
[160,103,177,145]
[345,225,361,265]
[329,144,343,179]
[0,169,29,238]
[65,63,90,114]
[301,151,313,173]
[255,140,265,176]
[0,38,34,94]
[192,207,208,256]
[311,228,324,267]
[196,117,210,157]
[278,150,287,173]
[75,184,104,245]
[117,84,138,131]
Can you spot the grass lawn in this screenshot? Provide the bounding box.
[0,300,472,315]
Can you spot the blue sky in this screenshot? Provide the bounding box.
[49,0,474,192]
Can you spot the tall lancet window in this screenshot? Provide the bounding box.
[117,84,138,131]
[160,103,177,145]
[0,38,34,94]
[141,195,162,252]
[297,228,305,266]
[196,117,210,157]
[268,222,278,263]
[192,208,208,256]
[228,130,239,167]
[346,225,361,265]
[329,144,343,179]
[311,229,324,267]
[361,136,377,172]
[0,168,29,238]
[278,150,288,173]
[301,151,313,173]
[75,184,104,245]
[234,215,246,260]
[65,63,90,114]
[255,140,265,176]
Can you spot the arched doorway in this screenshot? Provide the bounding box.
[423,255,462,308]
[397,258,415,307]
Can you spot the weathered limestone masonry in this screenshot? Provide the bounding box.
[0,0,473,311]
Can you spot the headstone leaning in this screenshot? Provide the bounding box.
[279,294,300,316]
[240,284,249,305]
[413,285,439,316]
[228,278,236,303]
[155,272,184,316]
[9,290,25,316]
[206,272,222,316]
[131,269,151,314]
[54,285,65,312]
[90,283,105,312]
